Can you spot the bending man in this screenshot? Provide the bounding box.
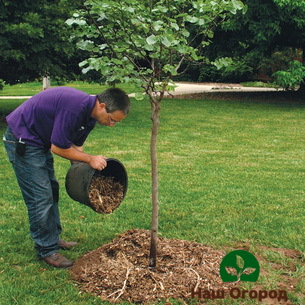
[3,87,130,268]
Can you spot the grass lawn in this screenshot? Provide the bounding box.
[0,81,134,96]
[0,91,304,304]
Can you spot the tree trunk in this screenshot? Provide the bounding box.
[149,96,161,268]
[298,47,305,94]
[42,76,51,90]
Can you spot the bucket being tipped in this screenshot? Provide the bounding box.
[65,158,128,214]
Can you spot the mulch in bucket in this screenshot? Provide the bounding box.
[88,175,124,214]
[65,159,128,214]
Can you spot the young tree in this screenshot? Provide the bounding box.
[67,0,243,267]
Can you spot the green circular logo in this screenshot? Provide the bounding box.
[220,250,260,282]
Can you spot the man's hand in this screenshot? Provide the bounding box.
[88,155,107,170]
[51,144,107,170]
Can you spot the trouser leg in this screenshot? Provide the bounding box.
[46,152,62,237]
[4,127,61,258]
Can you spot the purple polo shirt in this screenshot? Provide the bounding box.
[6,87,97,149]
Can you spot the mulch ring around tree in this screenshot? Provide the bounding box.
[70,229,303,304]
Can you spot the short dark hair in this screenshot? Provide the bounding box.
[97,88,130,115]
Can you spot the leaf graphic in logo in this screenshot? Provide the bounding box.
[242,267,256,275]
[225,266,237,276]
[236,255,244,269]
[234,255,246,281]
[220,250,260,283]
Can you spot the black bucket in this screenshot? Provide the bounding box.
[65,158,128,213]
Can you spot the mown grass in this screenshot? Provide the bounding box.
[0,92,304,305]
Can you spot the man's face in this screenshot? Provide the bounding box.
[104,109,127,126]
[92,102,127,126]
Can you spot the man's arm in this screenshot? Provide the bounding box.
[51,144,107,170]
[70,144,84,164]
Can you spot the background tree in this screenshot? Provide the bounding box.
[67,0,243,267]
[194,0,305,87]
[0,0,86,84]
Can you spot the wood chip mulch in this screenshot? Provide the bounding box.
[70,229,303,304]
[88,176,124,214]
[70,229,237,304]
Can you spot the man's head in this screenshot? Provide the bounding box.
[92,88,130,126]
[97,88,130,115]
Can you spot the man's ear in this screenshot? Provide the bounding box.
[97,102,107,114]
[98,102,106,110]
[91,100,106,119]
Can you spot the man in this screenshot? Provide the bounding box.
[3,86,130,268]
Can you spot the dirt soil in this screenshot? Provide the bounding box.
[88,176,124,214]
[70,229,303,304]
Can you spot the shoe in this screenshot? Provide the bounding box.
[43,253,73,268]
[58,239,78,250]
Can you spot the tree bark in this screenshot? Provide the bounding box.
[149,96,160,268]
[42,76,51,90]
